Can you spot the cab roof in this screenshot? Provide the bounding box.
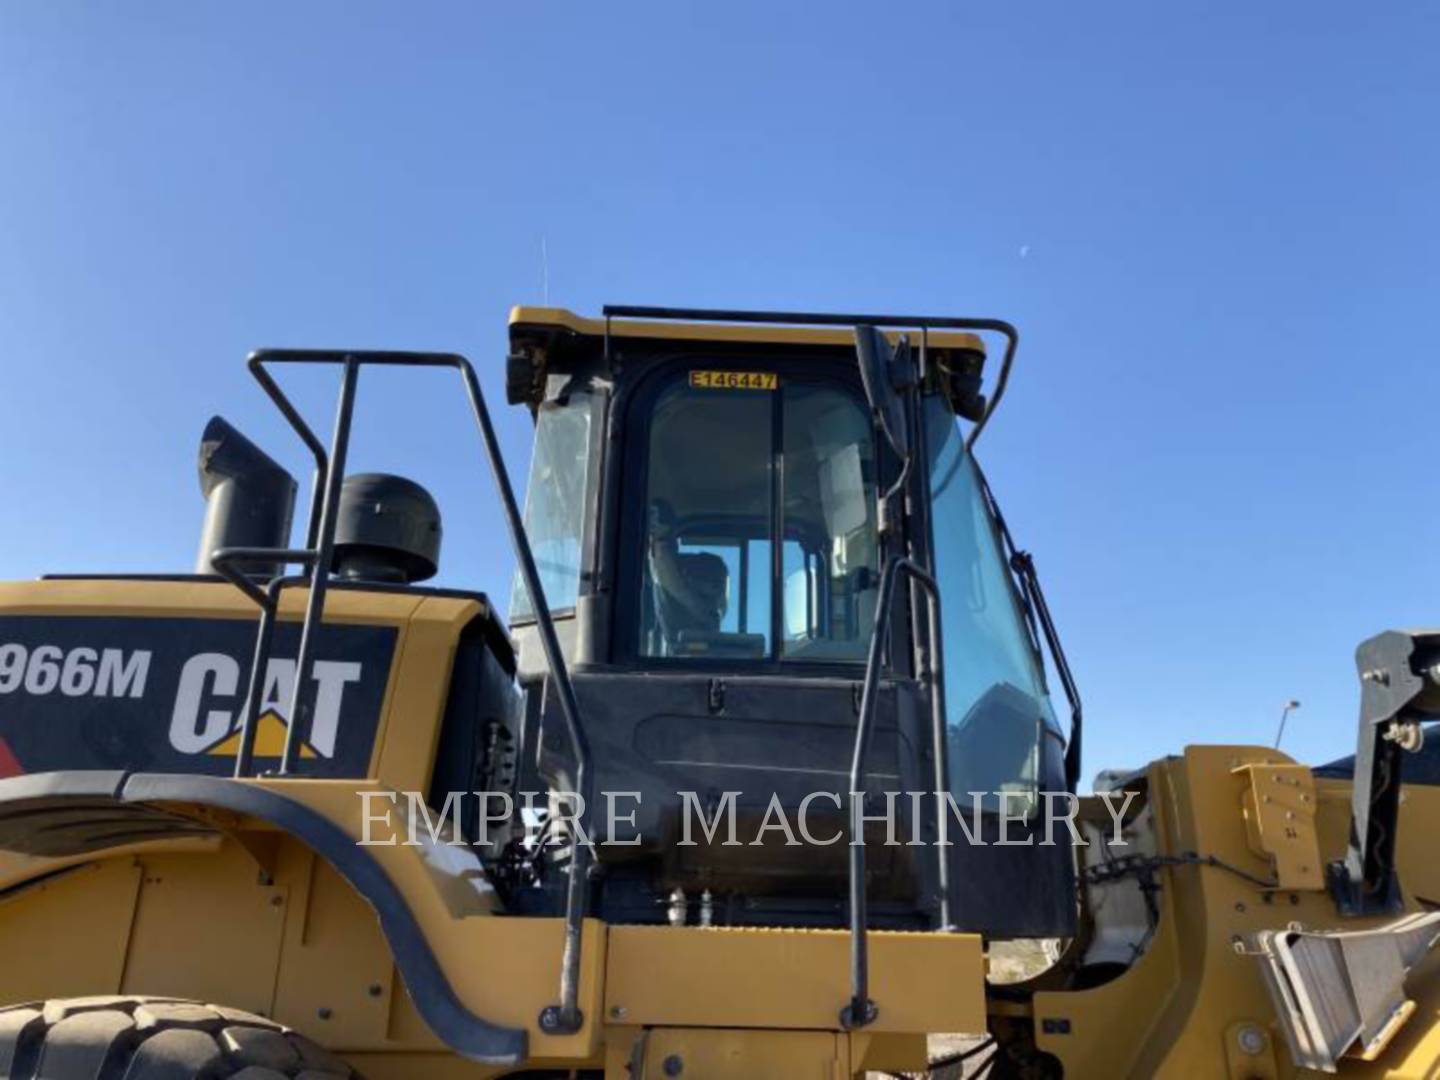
[508,306,987,355]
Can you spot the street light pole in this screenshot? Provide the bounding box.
[1275,699,1302,749]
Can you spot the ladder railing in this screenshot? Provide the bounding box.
[210,349,594,1036]
[842,555,951,1030]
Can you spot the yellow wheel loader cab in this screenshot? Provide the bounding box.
[0,305,1436,1079]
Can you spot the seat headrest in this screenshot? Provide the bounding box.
[678,552,728,598]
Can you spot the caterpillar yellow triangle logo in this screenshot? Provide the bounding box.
[206,711,318,759]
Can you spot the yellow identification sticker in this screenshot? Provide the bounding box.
[689,370,778,391]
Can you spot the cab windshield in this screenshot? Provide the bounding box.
[925,393,1062,811]
[638,370,880,662]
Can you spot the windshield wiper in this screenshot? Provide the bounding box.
[976,465,1084,793]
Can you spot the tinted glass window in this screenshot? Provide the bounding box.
[925,394,1057,811]
[637,373,878,662]
[510,396,592,621]
[780,383,879,660]
[640,377,772,658]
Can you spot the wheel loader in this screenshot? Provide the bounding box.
[0,305,1438,1079]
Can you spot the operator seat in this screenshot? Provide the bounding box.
[650,546,729,647]
[645,498,730,651]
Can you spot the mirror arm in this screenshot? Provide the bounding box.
[963,320,1018,451]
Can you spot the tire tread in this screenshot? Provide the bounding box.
[0,996,353,1079]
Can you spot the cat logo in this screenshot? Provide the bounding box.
[0,615,393,779]
[169,652,362,760]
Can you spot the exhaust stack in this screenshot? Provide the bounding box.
[195,416,297,577]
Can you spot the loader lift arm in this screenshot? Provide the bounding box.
[1328,629,1440,916]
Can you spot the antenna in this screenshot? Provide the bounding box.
[1275,699,1302,748]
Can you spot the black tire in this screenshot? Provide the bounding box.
[0,996,356,1079]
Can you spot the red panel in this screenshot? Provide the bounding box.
[0,735,23,779]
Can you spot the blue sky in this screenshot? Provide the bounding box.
[2,3,1436,777]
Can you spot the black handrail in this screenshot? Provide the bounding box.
[842,555,950,1030]
[210,549,314,610]
[1010,550,1083,793]
[208,557,314,780]
[211,349,594,1036]
[246,359,330,549]
[278,358,358,773]
[600,305,1018,449]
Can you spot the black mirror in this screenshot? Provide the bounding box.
[853,325,910,460]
